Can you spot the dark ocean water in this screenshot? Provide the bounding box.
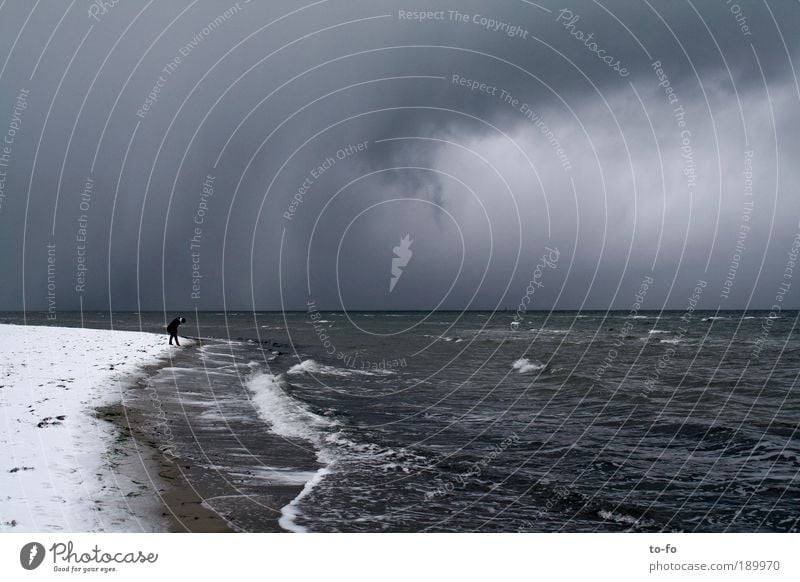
[4,310,799,532]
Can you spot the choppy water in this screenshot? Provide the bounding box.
[5,310,799,532]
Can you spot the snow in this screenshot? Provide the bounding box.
[0,324,174,532]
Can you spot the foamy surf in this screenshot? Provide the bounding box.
[512,358,547,373]
[287,358,393,377]
[278,465,332,533]
[246,370,335,443]
[245,369,343,532]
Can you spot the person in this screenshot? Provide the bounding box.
[167,316,186,346]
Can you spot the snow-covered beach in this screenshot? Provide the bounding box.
[0,324,173,532]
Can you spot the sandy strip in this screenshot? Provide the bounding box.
[114,346,308,533]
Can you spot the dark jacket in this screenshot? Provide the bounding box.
[167,318,182,334]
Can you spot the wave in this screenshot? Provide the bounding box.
[529,328,571,334]
[597,508,655,528]
[245,365,417,530]
[278,466,332,533]
[424,334,459,342]
[245,370,341,532]
[287,359,393,377]
[246,370,336,443]
[512,358,547,374]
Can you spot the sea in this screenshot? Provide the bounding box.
[3,310,798,532]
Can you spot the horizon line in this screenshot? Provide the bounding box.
[2,308,797,314]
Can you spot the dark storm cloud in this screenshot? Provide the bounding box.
[0,0,798,313]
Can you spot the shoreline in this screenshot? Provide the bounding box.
[1,321,324,533]
[94,348,234,533]
[0,323,310,533]
[96,399,234,533]
[110,341,318,533]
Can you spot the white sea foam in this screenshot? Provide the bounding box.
[512,358,547,374]
[246,371,335,443]
[598,509,640,525]
[425,335,456,342]
[245,370,340,531]
[246,364,411,531]
[528,328,570,334]
[278,465,332,533]
[287,358,393,377]
[287,359,334,375]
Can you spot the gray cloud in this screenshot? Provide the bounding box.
[0,0,798,312]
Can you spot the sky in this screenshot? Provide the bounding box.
[0,0,798,312]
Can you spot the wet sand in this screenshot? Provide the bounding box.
[99,344,320,532]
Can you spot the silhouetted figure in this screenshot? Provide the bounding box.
[167,317,186,346]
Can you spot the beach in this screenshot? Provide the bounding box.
[0,320,322,533]
[0,323,174,531]
[0,323,243,533]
